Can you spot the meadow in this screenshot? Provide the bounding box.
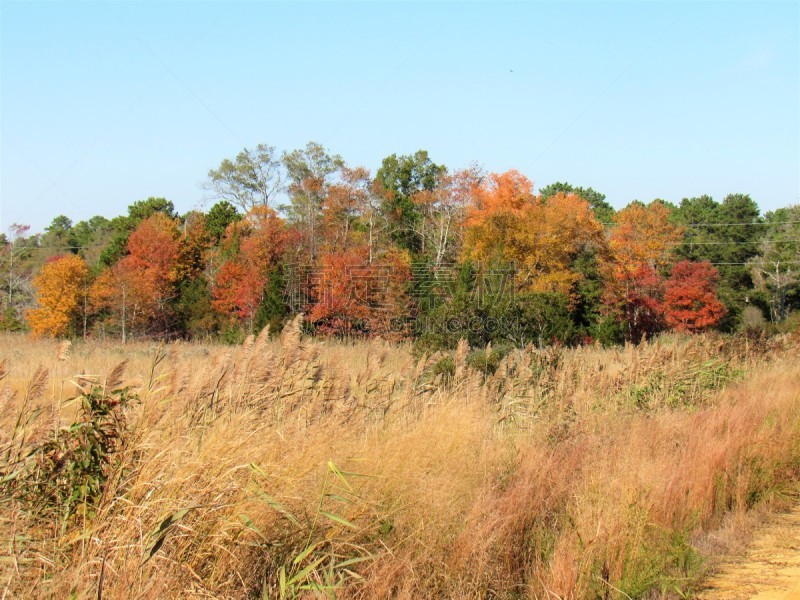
[1,323,799,599]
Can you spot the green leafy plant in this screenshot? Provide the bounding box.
[1,365,135,529]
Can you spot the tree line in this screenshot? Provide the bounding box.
[3,141,799,348]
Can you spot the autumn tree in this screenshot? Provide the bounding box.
[238,207,294,275]
[602,264,665,343]
[365,248,413,338]
[509,192,606,296]
[91,213,182,340]
[211,207,293,330]
[463,171,607,297]
[322,171,362,251]
[98,197,177,268]
[308,247,411,338]
[606,200,683,277]
[601,201,683,342]
[211,260,264,325]
[663,260,726,333]
[127,213,181,282]
[127,213,182,333]
[90,258,157,343]
[463,170,534,264]
[27,254,90,338]
[175,212,211,283]
[308,248,372,336]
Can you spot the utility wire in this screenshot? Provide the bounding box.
[711,261,800,266]
[668,240,800,246]
[601,221,800,227]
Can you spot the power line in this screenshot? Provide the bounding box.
[3,245,107,251]
[601,221,800,227]
[712,261,800,266]
[682,221,800,227]
[668,239,800,246]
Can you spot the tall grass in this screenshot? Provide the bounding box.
[1,326,798,598]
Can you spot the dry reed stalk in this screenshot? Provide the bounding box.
[454,338,469,381]
[280,315,304,364]
[105,361,128,392]
[1,333,799,599]
[56,340,71,362]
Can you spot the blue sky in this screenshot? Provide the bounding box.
[1,1,798,233]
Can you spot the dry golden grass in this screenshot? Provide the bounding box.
[1,325,799,599]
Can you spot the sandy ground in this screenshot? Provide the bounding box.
[698,505,800,599]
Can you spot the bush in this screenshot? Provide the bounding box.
[1,378,135,525]
[466,343,513,376]
[416,292,576,351]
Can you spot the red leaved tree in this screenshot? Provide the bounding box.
[308,248,372,336]
[211,207,294,329]
[125,213,182,335]
[663,260,726,333]
[211,260,264,324]
[603,264,665,343]
[601,201,683,342]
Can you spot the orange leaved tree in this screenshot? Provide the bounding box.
[463,171,606,297]
[463,170,533,264]
[90,257,158,343]
[308,247,411,338]
[605,201,683,278]
[27,254,90,338]
[211,260,264,324]
[308,248,372,336]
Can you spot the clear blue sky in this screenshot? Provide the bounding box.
[2,1,798,233]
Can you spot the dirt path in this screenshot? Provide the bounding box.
[698,505,800,599]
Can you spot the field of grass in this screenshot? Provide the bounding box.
[1,323,800,599]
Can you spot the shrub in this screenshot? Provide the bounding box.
[1,372,135,526]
